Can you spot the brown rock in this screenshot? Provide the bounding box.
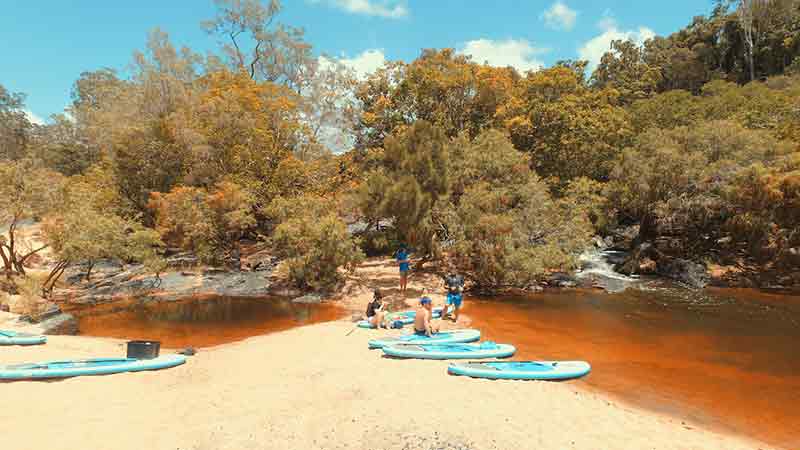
[639,257,657,274]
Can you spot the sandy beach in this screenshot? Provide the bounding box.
[1,319,773,450]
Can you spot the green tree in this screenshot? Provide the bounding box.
[605,120,794,249]
[592,39,663,103]
[268,195,363,289]
[502,66,633,185]
[0,159,65,278]
[354,49,519,149]
[148,181,256,264]
[41,181,165,294]
[444,130,592,289]
[0,84,32,161]
[203,0,314,90]
[360,120,450,257]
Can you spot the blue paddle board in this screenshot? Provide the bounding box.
[447,360,591,380]
[368,329,480,349]
[0,355,187,380]
[357,307,443,328]
[0,330,47,346]
[383,341,515,359]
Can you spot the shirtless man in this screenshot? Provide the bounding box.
[413,297,439,336]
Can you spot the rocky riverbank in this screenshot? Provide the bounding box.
[593,225,800,291]
[52,250,298,306]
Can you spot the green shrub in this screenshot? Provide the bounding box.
[269,195,364,290]
[444,130,592,289]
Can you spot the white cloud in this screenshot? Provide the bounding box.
[24,109,45,125]
[578,15,655,71]
[320,49,386,80]
[311,0,408,18]
[541,1,578,31]
[460,39,547,74]
[339,49,387,78]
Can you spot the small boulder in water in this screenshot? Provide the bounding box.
[656,257,710,289]
[292,293,323,304]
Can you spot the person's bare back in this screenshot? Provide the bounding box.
[413,305,429,334]
[413,297,438,336]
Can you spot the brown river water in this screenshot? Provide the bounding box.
[70,296,344,348]
[70,287,800,448]
[466,286,800,449]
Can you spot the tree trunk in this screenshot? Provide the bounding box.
[85,261,95,282]
[11,257,26,277]
[42,260,69,297]
[0,246,12,279]
[18,244,48,267]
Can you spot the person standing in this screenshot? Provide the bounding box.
[395,244,410,295]
[441,270,465,322]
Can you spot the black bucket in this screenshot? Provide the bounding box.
[126,340,160,360]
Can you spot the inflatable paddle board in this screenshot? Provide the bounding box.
[0,330,47,346]
[357,307,443,328]
[368,329,480,349]
[0,355,187,380]
[447,360,590,380]
[382,341,515,359]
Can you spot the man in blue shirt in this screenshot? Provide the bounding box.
[395,244,410,294]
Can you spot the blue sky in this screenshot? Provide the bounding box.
[0,0,715,123]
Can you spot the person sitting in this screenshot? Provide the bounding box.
[413,296,439,337]
[365,289,387,329]
[441,270,465,322]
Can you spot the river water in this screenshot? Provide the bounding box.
[466,285,800,449]
[71,296,343,348]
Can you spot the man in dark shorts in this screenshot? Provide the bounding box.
[413,297,439,336]
[441,270,465,322]
[395,244,410,295]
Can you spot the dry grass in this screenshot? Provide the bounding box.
[12,273,49,319]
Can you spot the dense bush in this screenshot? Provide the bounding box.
[442,130,592,289]
[148,181,255,263]
[268,195,364,290]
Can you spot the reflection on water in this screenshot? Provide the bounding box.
[466,286,800,449]
[72,296,342,348]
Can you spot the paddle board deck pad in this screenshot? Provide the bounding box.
[447,360,590,380]
[357,307,443,329]
[0,330,47,346]
[383,341,515,359]
[0,355,187,380]
[368,329,480,349]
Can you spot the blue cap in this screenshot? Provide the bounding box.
[420,297,431,305]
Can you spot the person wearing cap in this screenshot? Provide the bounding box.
[395,244,411,295]
[365,289,388,329]
[441,269,465,322]
[413,296,439,336]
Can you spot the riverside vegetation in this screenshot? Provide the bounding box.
[2,0,800,315]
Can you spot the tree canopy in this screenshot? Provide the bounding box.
[2,0,800,293]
